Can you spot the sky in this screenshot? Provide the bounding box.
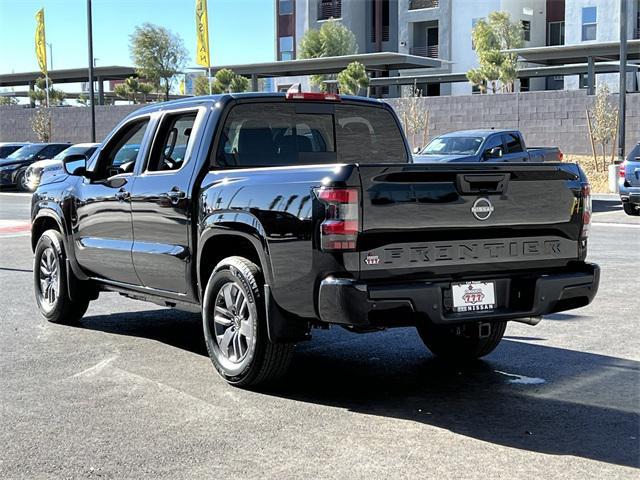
[0,0,276,75]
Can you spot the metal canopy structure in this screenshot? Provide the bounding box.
[0,66,137,87]
[503,40,640,65]
[196,52,445,90]
[0,66,138,106]
[368,62,640,86]
[503,40,640,95]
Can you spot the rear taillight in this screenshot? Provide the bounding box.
[581,183,591,239]
[619,161,627,178]
[557,150,564,161]
[315,187,359,251]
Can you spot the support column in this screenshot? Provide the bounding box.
[97,76,104,105]
[28,81,35,108]
[618,0,628,162]
[587,56,595,95]
[251,74,258,92]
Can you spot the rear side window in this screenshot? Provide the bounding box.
[503,133,523,153]
[215,102,407,168]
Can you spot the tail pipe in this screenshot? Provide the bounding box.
[512,316,543,326]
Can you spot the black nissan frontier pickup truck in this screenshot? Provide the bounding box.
[31,92,599,387]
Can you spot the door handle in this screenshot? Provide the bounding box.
[115,188,130,201]
[166,187,186,205]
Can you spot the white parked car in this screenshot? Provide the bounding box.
[25,143,99,191]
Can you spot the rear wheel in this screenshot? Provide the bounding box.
[34,229,90,324]
[623,202,639,216]
[202,256,294,387]
[417,321,506,361]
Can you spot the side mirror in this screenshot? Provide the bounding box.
[413,146,422,154]
[485,146,503,158]
[63,154,88,176]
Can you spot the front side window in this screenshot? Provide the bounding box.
[582,7,597,41]
[146,112,198,172]
[37,144,68,159]
[215,102,407,168]
[503,133,523,153]
[93,118,149,180]
[422,136,483,155]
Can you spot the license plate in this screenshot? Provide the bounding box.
[451,282,496,312]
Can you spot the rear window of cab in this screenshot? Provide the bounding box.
[215,103,408,168]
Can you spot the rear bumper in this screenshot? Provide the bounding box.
[318,263,600,326]
[619,184,640,206]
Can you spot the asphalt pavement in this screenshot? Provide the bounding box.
[0,192,638,479]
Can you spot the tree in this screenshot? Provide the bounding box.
[194,70,249,96]
[0,96,18,105]
[29,77,66,106]
[466,11,523,93]
[114,76,155,104]
[31,108,52,142]
[129,23,188,101]
[396,82,429,149]
[299,19,358,90]
[337,61,369,95]
[587,84,618,172]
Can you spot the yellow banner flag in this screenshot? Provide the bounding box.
[35,8,47,75]
[195,0,210,67]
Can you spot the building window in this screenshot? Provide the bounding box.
[279,0,293,15]
[318,0,341,20]
[520,77,530,92]
[522,20,531,41]
[279,36,294,60]
[548,21,564,46]
[579,74,589,89]
[581,6,597,41]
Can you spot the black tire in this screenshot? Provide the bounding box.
[34,229,90,324]
[623,202,639,216]
[202,256,294,388]
[15,170,28,192]
[417,321,506,361]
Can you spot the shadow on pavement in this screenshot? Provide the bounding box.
[77,309,639,468]
[593,198,621,213]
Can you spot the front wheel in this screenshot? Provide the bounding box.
[623,202,639,216]
[202,256,294,388]
[34,229,90,324]
[15,170,29,192]
[417,321,506,361]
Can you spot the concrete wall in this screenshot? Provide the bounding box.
[0,104,142,144]
[386,89,640,155]
[1,90,638,155]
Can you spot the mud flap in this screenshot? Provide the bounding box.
[264,284,311,344]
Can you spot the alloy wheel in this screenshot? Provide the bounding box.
[211,281,255,371]
[38,247,59,307]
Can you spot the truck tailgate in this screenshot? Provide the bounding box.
[356,163,584,279]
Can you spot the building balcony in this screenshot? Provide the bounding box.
[318,0,342,20]
[409,45,439,58]
[409,0,439,10]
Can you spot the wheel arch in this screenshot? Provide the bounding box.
[197,224,273,298]
[31,209,65,252]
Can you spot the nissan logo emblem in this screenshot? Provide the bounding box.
[471,197,494,221]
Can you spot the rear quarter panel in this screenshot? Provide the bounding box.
[198,164,360,318]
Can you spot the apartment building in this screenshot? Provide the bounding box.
[274,0,638,96]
